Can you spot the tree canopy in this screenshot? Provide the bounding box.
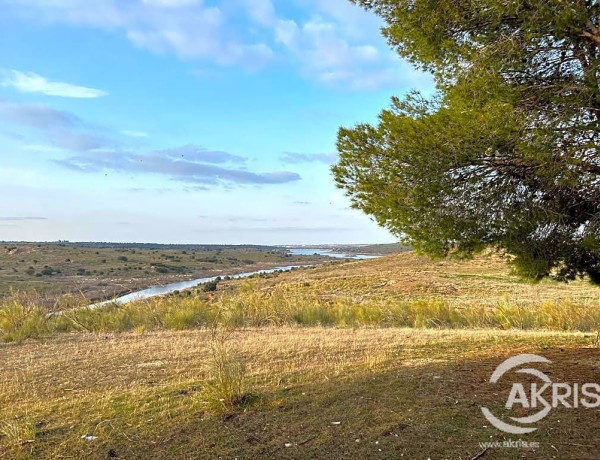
[333,0,600,282]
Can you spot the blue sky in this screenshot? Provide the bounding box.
[0,0,433,244]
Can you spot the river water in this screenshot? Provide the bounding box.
[287,248,380,259]
[92,249,379,308]
[91,265,310,308]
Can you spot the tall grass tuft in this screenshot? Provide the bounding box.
[205,327,249,410]
[0,300,48,343]
[0,420,37,447]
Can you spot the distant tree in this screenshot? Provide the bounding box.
[333,0,600,282]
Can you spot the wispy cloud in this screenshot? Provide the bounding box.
[0,101,77,130]
[0,99,294,189]
[9,1,274,69]
[55,148,301,186]
[281,152,338,164]
[183,185,211,192]
[142,0,199,7]
[243,0,423,90]
[155,144,246,164]
[0,101,115,151]
[4,0,431,90]
[1,70,107,98]
[0,216,47,221]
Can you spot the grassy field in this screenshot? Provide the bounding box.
[241,250,600,308]
[0,243,328,307]
[0,328,597,459]
[2,251,600,458]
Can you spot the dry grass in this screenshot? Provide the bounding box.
[0,328,597,459]
[4,252,600,343]
[3,252,600,458]
[238,251,600,306]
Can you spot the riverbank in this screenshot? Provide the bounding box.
[4,252,600,344]
[92,249,383,308]
[0,243,331,308]
[90,263,314,308]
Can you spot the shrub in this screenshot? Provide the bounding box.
[202,278,220,292]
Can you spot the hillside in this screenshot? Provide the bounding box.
[0,243,327,307]
[2,252,600,459]
[223,251,600,308]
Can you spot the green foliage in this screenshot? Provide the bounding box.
[202,278,220,292]
[334,0,600,282]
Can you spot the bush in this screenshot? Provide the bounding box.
[202,278,220,292]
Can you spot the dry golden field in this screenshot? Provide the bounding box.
[238,251,600,307]
[1,328,598,459]
[2,252,600,459]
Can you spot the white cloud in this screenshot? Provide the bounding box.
[7,0,431,91]
[281,152,338,164]
[1,70,108,98]
[13,0,273,69]
[299,0,382,41]
[279,17,406,90]
[239,0,276,26]
[301,19,380,70]
[275,19,298,46]
[238,0,416,90]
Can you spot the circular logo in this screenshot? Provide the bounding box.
[481,354,552,434]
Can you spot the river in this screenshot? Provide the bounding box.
[91,265,310,308]
[91,249,379,308]
[287,248,380,259]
